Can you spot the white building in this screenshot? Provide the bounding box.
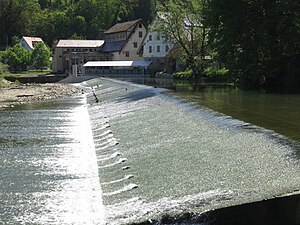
[143,30,174,74]
[52,40,105,74]
[142,12,174,74]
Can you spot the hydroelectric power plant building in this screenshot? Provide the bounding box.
[52,18,180,76]
[52,19,150,76]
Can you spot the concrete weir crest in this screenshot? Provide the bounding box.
[84,78,300,225]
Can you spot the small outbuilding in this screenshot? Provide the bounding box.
[20,36,44,51]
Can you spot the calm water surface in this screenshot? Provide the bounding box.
[173,84,300,143]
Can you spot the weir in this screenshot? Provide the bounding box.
[84,78,300,224]
[0,95,106,224]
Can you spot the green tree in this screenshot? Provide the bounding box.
[0,62,9,74]
[153,0,208,77]
[31,42,51,71]
[204,0,300,89]
[0,0,42,47]
[1,44,32,72]
[0,0,159,49]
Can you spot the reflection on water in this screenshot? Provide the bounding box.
[173,84,300,144]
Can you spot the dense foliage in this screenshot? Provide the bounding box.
[153,0,208,76]
[1,0,299,89]
[0,43,51,72]
[204,0,300,89]
[1,44,32,72]
[31,42,51,71]
[0,0,156,47]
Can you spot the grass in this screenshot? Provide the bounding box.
[0,70,51,78]
[0,70,51,87]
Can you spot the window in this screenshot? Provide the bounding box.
[139,31,143,38]
[139,23,142,28]
[157,35,160,41]
[133,42,138,48]
[157,45,160,52]
[125,51,130,57]
[149,35,152,41]
[149,46,152,53]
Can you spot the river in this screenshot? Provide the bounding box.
[119,77,300,145]
[0,77,300,224]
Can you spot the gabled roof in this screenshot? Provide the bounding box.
[104,19,142,34]
[56,40,105,48]
[21,36,44,49]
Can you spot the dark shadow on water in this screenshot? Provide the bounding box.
[131,194,300,225]
[118,89,158,102]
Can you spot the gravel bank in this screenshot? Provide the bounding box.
[0,83,81,109]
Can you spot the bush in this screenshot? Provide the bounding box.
[203,68,231,82]
[0,62,9,74]
[173,69,194,80]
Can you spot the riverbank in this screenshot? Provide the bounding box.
[0,79,80,109]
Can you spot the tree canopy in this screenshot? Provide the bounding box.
[1,44,31,72]
[31,42,51,71]
[0,0,156,47]
[153,0,208,76]
[1,0,299,89]
[204,0,300,89]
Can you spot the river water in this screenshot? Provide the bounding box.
[120,77,300,144]
[1,77,300,224]
[0,96,105,224]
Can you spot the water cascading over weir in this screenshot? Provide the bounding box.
[83,78,300,225]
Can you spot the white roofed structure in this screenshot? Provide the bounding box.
[52,39,106,74]
[56,40,105,48]
[83,60,152,77]
[83,61,152,68]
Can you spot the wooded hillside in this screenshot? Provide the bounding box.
[1,0,299,89]
[0,0,157,48]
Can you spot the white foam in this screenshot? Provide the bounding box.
[102,174,134,185]
[99,158,128,168]
[103,183,138,196]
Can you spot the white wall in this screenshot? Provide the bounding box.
[143,31,173,58]
[20,38,32,51]
[52,48,63,73]
[115,21,147,61]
